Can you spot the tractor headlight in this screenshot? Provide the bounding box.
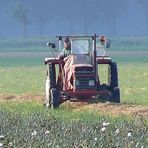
[75,80,80,86]
[89,80,95,86]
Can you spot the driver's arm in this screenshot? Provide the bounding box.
[58,48,65,60]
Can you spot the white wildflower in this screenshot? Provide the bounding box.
[130,141,134,144]
[101,127,106,132]
[115,129,120,134]
[0,143,3,148]
[45,130,50,135]
[127,132,132,137]
[102,122,110,127]
[31,131,37,136]
[8,142,13,147]
[0,135,4,140]
[94,137,97,141]
[135,142,139,148]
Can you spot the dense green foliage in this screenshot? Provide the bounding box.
[0,66,44,95]
[0,102,147,147]
[119,64,148,105]
[0,64,147,105]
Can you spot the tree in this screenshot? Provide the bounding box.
[137,0,148,34]
[30,0,50,37]
[98,0,128,36]
[11,2,30,37]
[57,0,102,35]
[57,0,128,35]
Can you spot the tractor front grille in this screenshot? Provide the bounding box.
[75,70,94,75]
[75,67,94,75]
[74,78,95,90]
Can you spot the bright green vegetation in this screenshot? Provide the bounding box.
[119,64,148,105]
[0,63,147,105]
[99,63,148,105]
[0,66,45,95]
[0,101,147,147]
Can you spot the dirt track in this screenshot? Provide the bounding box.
[62,101,148,118]
[0,94,148,119]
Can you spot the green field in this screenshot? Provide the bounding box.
[0,37,148,147]
[0,64,147,105]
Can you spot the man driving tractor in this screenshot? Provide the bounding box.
[58,38,71,59]
[45,35,120,108]
[58,38,73,91]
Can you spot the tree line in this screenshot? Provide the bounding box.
[1,0,148,37]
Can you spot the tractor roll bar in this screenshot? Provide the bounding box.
[56,35,100,40]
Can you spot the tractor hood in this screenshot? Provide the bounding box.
[63,54,94,91]
[71,54,92,65]
[64,54,93,69]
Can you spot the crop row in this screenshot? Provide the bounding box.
[0,108,147,148]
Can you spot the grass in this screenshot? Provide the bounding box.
[0,66,45,95]
[119,63,148,105]
[0,63,148,105]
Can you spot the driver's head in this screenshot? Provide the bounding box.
[64,38,71,49]
[99,35,106,45]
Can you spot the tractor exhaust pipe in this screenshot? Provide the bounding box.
[58,36,62,51]
[93,34,97,85]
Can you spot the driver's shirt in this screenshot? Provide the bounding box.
[59,48,71,58]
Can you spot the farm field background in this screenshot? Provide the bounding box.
[0,37,147,105]
[0,37,148,147]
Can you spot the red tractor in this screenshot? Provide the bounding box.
[44,34,120,108]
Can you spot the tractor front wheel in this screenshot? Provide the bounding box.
[50,88,60,108]
[44,63,56,108]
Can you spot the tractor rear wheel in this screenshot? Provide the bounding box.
[111,87,120,103]
[108,62,120,103]
[109,62,118,89]
[45,79,50,107]
[50,88,60,108]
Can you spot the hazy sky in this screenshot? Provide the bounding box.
[0,0,147,38]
